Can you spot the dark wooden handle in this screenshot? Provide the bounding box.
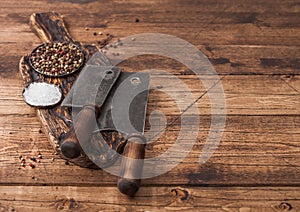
[61,106,98,158]
[117,134,146,196]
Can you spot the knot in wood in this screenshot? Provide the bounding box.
[275,202,293,211]
[171,188,189,201]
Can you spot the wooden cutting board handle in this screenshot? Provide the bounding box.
[30,13,74,43]
[117,134,146,196]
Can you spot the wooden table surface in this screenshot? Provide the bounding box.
[1,0,300,211]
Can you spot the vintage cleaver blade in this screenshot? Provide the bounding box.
[96,72,150,135]
[60,64,121,159]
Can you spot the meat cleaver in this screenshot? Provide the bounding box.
[60,64,121,158]
[99,72,150,196]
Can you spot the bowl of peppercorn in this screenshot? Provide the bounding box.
[29,42,85,77]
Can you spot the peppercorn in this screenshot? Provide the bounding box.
[29,42,84,76]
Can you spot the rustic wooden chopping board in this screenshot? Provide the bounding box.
[19,12,125,169]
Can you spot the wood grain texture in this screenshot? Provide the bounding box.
[0,186,299,211]
[0,0,300,209]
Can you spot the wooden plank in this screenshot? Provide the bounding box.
[2,44,300,77]
[63,11,300,27]
[1,75,299,116]
[0,0,299,15]
[2,41,300,62]
[0,186,299,211]
[0,114,299,186]
[2,18,300,47]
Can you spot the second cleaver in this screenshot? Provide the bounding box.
[60,65,121,158]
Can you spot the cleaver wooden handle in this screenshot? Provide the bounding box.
[61,105,98,158]
[117,134,146,196]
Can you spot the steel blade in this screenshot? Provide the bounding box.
[61,65,121,108]
[96,72,150,135]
